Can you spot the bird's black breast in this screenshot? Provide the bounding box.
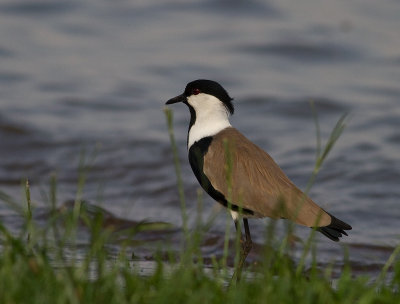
[188,136,214,192]
[188,136,254,216]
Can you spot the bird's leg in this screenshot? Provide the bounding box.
[232,218,253,283]
[242,218,253,256]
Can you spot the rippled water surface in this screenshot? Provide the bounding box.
[1,0,399,276]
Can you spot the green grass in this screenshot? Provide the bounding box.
[0,108,399,303]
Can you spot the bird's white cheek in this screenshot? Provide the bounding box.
[187,94,228,115]
[187,94,206,110]
[186,93,232,149]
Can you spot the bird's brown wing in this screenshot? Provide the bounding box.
[203,127,332,227]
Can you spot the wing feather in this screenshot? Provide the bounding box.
[203,127,332,227]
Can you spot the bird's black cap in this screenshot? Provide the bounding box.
[166,79,234,114]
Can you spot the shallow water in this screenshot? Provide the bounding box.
[0,0,399,276]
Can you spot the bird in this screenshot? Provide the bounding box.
[165,79,351,275]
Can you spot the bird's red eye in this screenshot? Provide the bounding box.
[192,88,201,95]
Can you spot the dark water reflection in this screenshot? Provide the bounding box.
[0,0,399,277]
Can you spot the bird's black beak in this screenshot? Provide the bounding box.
[166,93,186,105]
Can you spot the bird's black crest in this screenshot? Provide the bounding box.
[184,79,234,114]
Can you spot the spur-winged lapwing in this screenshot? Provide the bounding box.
[166,79,351,269]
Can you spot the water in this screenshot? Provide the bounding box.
[0,0,399,276]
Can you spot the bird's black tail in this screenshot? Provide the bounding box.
[316,213,352,242]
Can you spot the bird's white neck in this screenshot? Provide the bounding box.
[187,94,232,149]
